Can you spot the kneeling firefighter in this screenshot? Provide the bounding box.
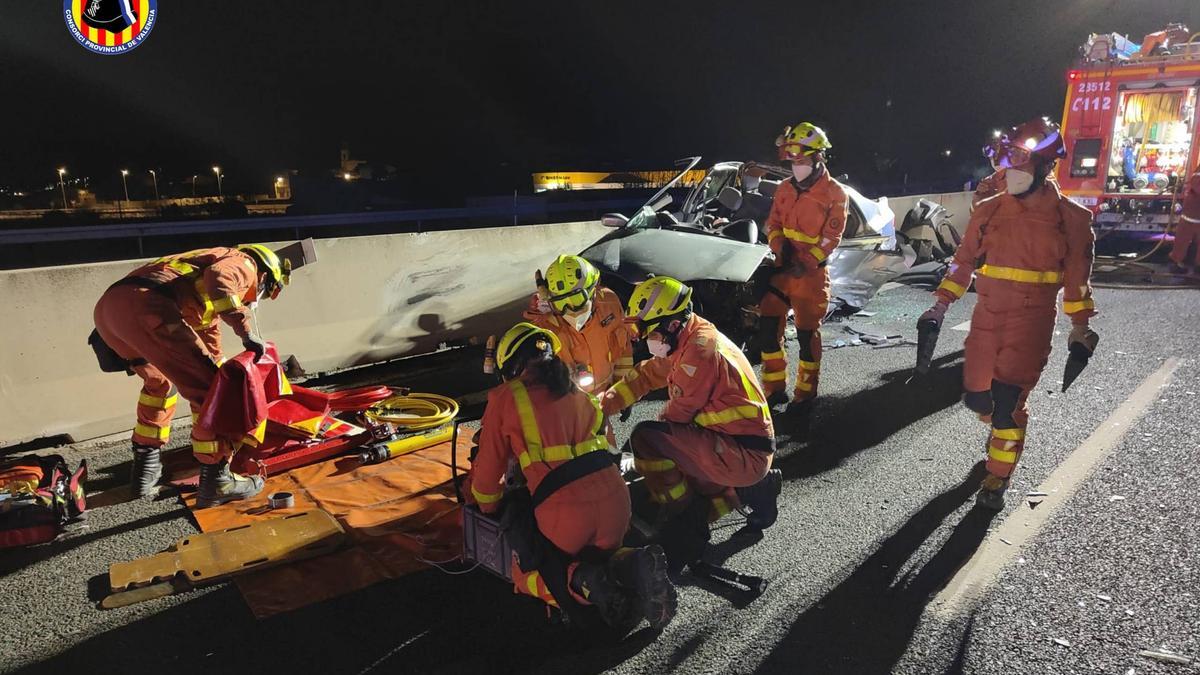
[91,244,289,506]
[468,322,676,630]
[920,117,1098,509]
[600,277,782,568]
[758,122,848,413]
[524,254,634,395]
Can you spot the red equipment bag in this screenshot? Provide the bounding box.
[0,454,87,549]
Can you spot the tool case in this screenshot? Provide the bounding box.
[0,454,87,549]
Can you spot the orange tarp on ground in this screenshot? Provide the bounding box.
[182,437,471,618]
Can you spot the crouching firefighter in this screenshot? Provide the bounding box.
[467,322,677,631]
[920,117,1098,510]
[601,277,783,569]
[758,122,848,416]
[90,244,290,505]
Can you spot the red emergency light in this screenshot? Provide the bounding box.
[1067,70,1082,81]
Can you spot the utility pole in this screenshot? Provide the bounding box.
[149,169,159,201]
[192,175,198,197]
[120,169,130,201]
[213,166,223,198]
[56,168,67,209]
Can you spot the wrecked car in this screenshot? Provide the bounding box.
[580,157,913,346]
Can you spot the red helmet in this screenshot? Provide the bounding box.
[994,117,1065,169]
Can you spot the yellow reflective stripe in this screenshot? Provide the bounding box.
[938,279,967,298]
[761,350,785,361]
[588,394,605,437]
[783,229,820,244]
[133,423,169,440]
[761,370,787,382]
[1063,298,1095,314]
[711,497,732,519]
[526,571,541,596]
[508,380,544,467]
[809,246,827,262]
[138,391,178,409]
[616,357,634,366]
[240,419,267,447]
[988,447,1019,464]
[695,404,763,428]
[978,264,1062,284]
[635,458,677,473]
[518,436,609,469]
[767,229,782,242]
[663,481,689,501]
[192,439,221,455]
[799,360,820,371]
[614,380,636,408]
[992,428,1026,441]
[190,412,201,424]
[209,294,242,314]
[471,485,504,504]
[795,380,814,392]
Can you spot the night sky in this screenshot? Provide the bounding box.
[2,1,1199,201]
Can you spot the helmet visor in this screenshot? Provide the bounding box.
[550,288,590,314]
[999,145,1033,168]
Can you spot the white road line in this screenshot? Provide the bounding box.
[950,320,971,331]
[930,358,1180,616]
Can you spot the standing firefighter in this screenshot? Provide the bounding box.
[601,277,782,567]
[524,254,634,395]
[920,118,1098,509]
[1169,167,1200,273]
[91,245,288,506]
[758,122,848,413]
[468,322,676,630]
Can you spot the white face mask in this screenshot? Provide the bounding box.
[791,163,814,182]
[567,308,591,331]
[646,337,671,358]
[1006,169,1035,195]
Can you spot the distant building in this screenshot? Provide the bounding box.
[532,169,706,193]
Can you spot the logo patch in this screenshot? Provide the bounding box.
[64,0,157,55]
[680,364,698,378]
[600,313,615,327]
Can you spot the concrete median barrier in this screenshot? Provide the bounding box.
[0,220,607,447]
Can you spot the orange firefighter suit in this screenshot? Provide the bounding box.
[1170,171,1200,268]
[523,286,634,395]
[934,183,1095,480]
[93,247,262,464]
[759,170,848,401]
[469,378,630,607]
[601,314,774,521]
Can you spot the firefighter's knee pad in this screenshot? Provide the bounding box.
[757,315,783,349]
[990,380,1023,429]
[962,390,993,416]
[796,331,816,361]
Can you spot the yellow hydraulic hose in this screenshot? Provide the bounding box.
[363,391,460,431]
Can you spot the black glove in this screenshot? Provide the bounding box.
[619,406,633,423]
[241,334,266,362]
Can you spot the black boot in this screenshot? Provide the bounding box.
[195,459,265,508]
[736,468,783,531]
[130,444,162,498]
[658,497,711,574]
[609,545,677,630]
[975,473,1009,511]
[570,561,638,632]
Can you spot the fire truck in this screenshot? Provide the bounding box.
[1056,24,1200,234]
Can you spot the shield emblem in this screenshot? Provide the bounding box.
[82,0,138,33]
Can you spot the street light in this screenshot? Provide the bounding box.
[191,175,198,197]
[56,168,67,209]
[120,169,130,201]
[149,169,159,201]
[212,166,223,197]
[343,172,352,181]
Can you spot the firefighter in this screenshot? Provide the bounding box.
[92,244,289,506]
[758,122,848,414]
[920,117,1098,510]
[1169,167,1200,273]
[524,255,634,395]
[601,277,782,567]
[469,322,676,630]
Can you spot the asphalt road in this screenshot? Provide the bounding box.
[2,281,1197,675]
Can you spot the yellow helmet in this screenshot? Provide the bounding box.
[627,276,693,336]
[237,243,291,299]
[544,255,600,314]
[496,322,562,376]
[776,122,832,161]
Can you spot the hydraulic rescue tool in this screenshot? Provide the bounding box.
[1062,329,1100,392]
[357,391,459,465]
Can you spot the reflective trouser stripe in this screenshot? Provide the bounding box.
[652,480,689,504]
[799,360,820,371]
[992,428,1025,441]
[192,440,221,455]
[795,381,814,392]
[134,423,169,440]
[710,496,732,521]
[138,391,178,409]
[761,350,785,362]
[988,446,1019,464]
[761,370,787,382]
[635,458,676,473]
